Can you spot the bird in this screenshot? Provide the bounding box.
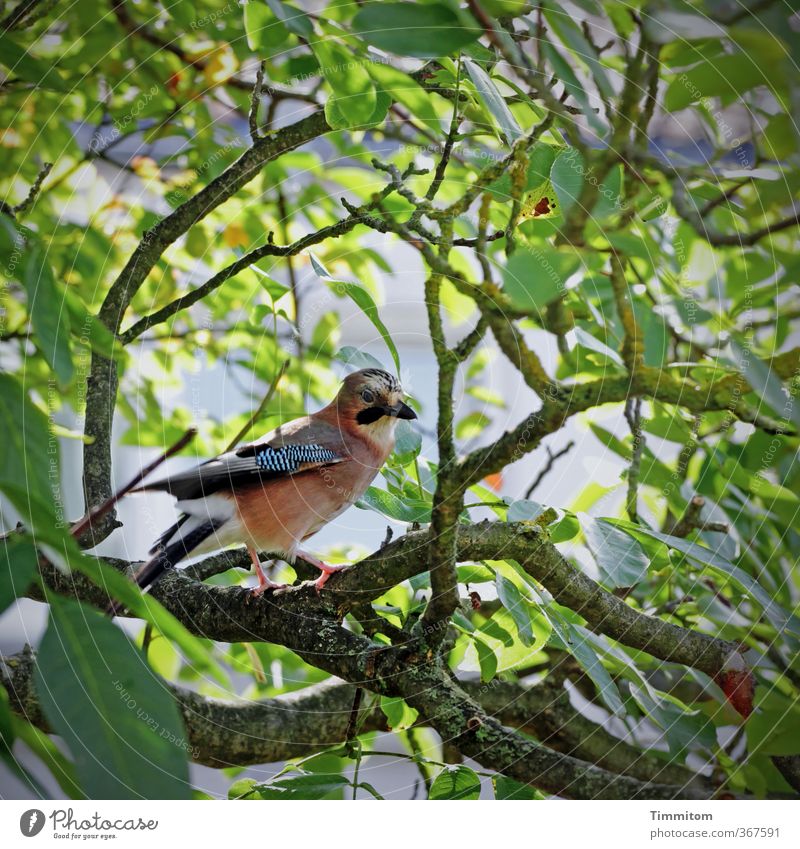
[107,368,416,614]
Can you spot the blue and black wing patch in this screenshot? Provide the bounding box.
[139,442,344,500]
[251,444,340,472]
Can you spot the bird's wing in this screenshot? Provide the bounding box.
[138,417,347,500]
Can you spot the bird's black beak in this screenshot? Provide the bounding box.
[386,401,417,420]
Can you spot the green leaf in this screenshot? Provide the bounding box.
[571,326,625,367]
[35,596,191,799]
[228,777,259,800]
[456,411,490,440]
[542,4,613,100]
[495,574,535,646]
[622,525,800,637]
[72,552,229,687]
[251,264,290,301]
[747,706,800,756]
[429,765,481,800]
[380,696,418,730]
[728,339,800,430]
[503,246,580,313]
[473,637,499,683]
[24,241,73,384]
[257,773,349,800]
[4,496,227,690]
[0,33,69,91]
[11,715,83,799]
[542,42,605,136]
[352,3,480,59]
[366,62,439,123]
[629,683,715,759]
[327,87,391,130]
[477,615,515,647]
[550,147,586,216]
[393,419,422,463]
[338,280,400,372]
[548,616,625,715]
[664,54,768,112]
[592,164,624,221]
[0,374,53,509]
[487,143,559,200]
[312,41,377,127]
[310,254,400,372]
[264,0,313,37]
[357,486,431,523]
[463,58,523,143]
[494,774,540,799]
[550,513,580,543]
[335,346,386,371]
[506,499,544,523]
[580,514,649,588]
[0,684,14,760]
[1,684,48,797]
[0,538,38,614]
[243,1,286,51]
[64,290,122,361]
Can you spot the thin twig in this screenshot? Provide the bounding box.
[6,161,53,218]
[141,623,154,659]
[249,61,265,141]
[624,398,644,523]
[223,359,289,453]
[69,428,197,541]
[669,496,729,538]
[524,440,575,498]
[344,687,364,743]
[425,55,462,201]
[672,181,800,247]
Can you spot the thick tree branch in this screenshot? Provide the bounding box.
[399,666,711,799]
[1,648,706,788]
[33,522,743,682]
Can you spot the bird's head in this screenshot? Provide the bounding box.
[335,368,417,444]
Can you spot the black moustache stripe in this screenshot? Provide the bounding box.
[356,406,387,425]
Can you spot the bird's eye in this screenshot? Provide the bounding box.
[361,389,375,404]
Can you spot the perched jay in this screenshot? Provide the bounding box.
[112,369,416,610]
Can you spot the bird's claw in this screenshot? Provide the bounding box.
[313,566,350,593]
[250,581,289,598]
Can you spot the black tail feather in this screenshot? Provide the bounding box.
[106,519,223,616]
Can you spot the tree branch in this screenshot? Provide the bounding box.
[1,647,707,789]
[33,521,743,683]
[672,182,800,247]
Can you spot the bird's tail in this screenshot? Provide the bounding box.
[106,518,222,616]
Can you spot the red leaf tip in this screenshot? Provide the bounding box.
[716,667,755,718]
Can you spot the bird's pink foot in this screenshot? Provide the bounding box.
[248,547,288,596]
[251,576,289,596]
[296,550,350,592]
[313,564,350,592]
